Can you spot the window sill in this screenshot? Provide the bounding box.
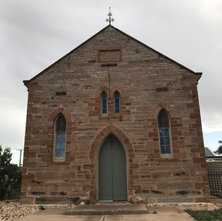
[53,157,65,162]
[159,154,174,159]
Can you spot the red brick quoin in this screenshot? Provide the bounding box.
[151,102,177,118]
[47,105,72,125]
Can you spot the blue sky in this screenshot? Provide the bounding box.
[203,131,222,153]
[11,150,24,165]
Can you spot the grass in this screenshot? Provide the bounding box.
[39,205,46,210]
[210,190,222,199]
[185,208,222,221]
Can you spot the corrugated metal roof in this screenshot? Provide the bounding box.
[205,147,215,157]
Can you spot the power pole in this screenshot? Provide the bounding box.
[16,149,23,170]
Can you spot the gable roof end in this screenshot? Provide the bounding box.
[23,25,202,86]
[205,147,216,157]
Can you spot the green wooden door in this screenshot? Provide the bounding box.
[99,136,127,201]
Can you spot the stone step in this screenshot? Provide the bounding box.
[65,204,148,215]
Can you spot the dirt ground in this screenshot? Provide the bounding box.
[1,200,222,221]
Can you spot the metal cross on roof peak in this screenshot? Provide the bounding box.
[106,7,114,25]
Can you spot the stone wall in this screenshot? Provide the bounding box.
[21,25,209,204]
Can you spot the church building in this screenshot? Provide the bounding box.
[21,22,209,204]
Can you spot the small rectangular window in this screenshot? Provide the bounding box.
[156,87,169,92]
[56,92,66,96]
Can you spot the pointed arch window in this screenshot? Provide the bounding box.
[114,91,120,115]
[101,92,108,115]
[158,110,173,158]
[54,114,66,160]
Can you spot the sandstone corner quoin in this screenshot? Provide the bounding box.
[21,25,209,205]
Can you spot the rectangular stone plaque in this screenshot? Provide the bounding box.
[98,50,122,62]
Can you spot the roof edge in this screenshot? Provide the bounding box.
[194,72,203,75]
[23,24,202,84]
[23,24,111,84]
[111,25,201,75]
[23,80,29,87]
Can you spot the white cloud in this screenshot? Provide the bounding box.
[0,0,222,150]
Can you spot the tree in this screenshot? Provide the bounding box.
[214,140,222,156]
[0,145,22,200]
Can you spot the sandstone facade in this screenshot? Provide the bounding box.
[21,25,209,204]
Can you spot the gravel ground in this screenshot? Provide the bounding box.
[0,200,221,221]
[0,200,76,221]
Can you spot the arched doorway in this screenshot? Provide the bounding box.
[99,135,127,201]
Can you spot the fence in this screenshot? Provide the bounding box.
[208,171,222,199]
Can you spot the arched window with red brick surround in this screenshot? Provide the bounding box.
[113,91,120,115]
[101,92,108,116]
[158,109,173,158]
[54,114,66,161]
